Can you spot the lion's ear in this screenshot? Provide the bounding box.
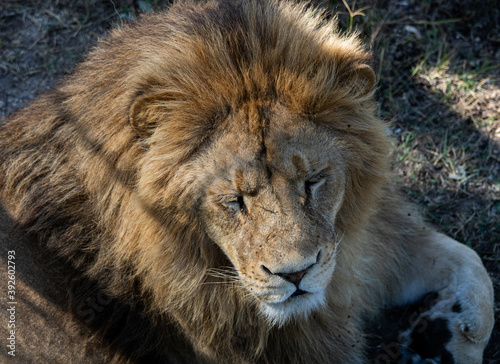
[351,64,376,96]
[129,94,162,138]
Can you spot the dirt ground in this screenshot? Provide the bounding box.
[1,0,498,362]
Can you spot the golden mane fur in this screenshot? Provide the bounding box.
[0,1,494,363]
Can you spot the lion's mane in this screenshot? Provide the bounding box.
[0,1,400,362]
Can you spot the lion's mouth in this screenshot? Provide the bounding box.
[259,289,326,327]
[290,289,308,297]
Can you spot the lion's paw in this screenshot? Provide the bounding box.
[399,289,493,364]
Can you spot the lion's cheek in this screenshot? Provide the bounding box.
[199,211,244,268]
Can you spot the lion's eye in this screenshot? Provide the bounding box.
[223,196,247,214]
[305,178,326,199]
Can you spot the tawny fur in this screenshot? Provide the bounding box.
[0,1,493,363]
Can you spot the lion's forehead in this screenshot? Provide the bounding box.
[213,104,334,183]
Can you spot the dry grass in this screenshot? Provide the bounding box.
[1,0,498,361]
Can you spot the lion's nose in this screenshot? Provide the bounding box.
[275,269,308,285]
[261,250,321,286]
[261,259,316,286]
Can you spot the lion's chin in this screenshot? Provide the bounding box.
[259,290,327,327]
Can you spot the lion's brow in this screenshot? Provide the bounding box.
[254,203,278,214]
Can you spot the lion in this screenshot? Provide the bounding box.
[0,0,494,363]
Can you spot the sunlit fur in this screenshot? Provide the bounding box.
[0,1,493,363]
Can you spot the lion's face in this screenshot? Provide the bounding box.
[197,104,346,326]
